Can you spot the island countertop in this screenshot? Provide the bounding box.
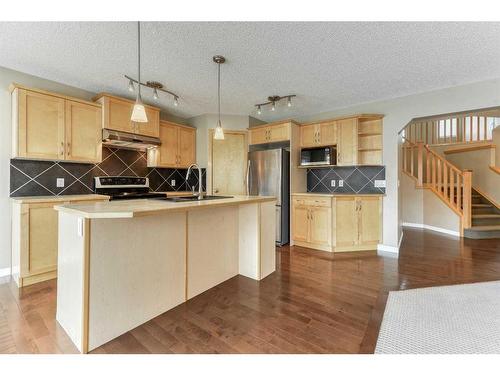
[54,195,277,219]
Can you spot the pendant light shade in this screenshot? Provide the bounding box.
[131,21,148,123]
[213,55,225,140]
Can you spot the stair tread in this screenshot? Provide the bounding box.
[472,214,500,218]
[472,204,492,207]
[467,225,500,231]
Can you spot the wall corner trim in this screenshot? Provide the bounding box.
[0,267,11,278]
[402,222,460,237]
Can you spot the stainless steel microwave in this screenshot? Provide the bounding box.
[300,146,337,166]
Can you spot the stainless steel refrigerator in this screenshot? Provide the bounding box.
[247,149,290,246]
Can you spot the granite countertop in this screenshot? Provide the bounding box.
[11,194,110,204]
[54,195,277,219]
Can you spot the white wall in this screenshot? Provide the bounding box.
[297,78,500,251]
[0,66,97,273]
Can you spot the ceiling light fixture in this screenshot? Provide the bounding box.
[254,95,296,114]
[213,55,226,140]
[130,21,148,123]
[125,76,180,106]
[174,97,179,106]
[127,79,135,92]
[152,87,159,101]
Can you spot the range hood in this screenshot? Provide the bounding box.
[102,129,161,151]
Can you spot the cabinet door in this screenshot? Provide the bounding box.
[65,100,102,163]
[17,89,65,160]
[249,127,268,145]
[319,121,337,145]
[137,107,160,137]
[178,127,196,167]
[105,97,135,134]
[309,206,332,246]
[334,197,358,248]
[358,197,382,246]
[292,205,309,242]
[300,124,318,147]
[268,123,290,142]
[28,203,58,275]
[158,122,179,167]
[337,118,358,165]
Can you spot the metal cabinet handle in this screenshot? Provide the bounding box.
[67,142,71,156]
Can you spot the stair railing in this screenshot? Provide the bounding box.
[401,137,472,229]
[402,110,500,146]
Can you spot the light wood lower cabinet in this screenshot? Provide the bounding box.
[11,197,109,287]
[292,194,382,252]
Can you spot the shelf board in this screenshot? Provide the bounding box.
[358,148,382,152]
[358,132,382,137]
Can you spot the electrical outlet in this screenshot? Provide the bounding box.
[330,180,335,187]
[56,178,65,188]
[338,180,344,187]
[171,179,176,187]
[374,180,386,188]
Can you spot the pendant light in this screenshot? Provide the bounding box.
[131,21,148,123]
[213,55,225,140]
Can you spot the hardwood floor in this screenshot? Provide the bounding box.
[1,228,500,354]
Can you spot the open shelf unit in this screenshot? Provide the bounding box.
[358,118,383,165]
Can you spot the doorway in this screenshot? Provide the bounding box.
[208,130,248,195]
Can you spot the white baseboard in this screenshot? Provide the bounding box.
[0,267,11,278]
[377,243,399,255]
[402,222,460,237]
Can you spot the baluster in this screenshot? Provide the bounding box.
[426,149,431,185]
[443,163,448,199]
[449,169,455,205]
[437,159,442,194]
[462,170,473,228]
[410,145,415,177]
[483,116,487,141]
[469,116,473,142]
[432,155,437,188]
[417,142,424,187]
[456,172,462,211]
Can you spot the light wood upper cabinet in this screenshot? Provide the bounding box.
[65,100,102,163]
[249,122,291,145]
[300,121,337,147]
[147,121,196,168]
[178,126,196,167]
[14,88,65,160]
[337,118,358,166]
[11,86,102,163]
[95,94,160,138]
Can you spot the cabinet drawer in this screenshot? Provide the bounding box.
[293,197,331,207]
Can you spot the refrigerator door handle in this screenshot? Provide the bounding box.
[245,160,251,195]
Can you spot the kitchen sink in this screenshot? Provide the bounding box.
[154,195,234,202]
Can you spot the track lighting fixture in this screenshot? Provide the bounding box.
[152,88,159,101]
[254,95,296,114]
[174,97,179,106]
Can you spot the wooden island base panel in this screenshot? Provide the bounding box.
[54,196,276,353]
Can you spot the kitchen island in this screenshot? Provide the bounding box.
[54,195,276,353]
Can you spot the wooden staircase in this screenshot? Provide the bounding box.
[402,139,500,239]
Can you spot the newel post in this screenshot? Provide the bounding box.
[417,141,425,187]
[462,169,473,229]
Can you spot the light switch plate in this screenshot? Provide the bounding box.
[56,178,65,188]
[171,179,176,187]
[374,180,386,188]
[330,180,335,187]
[338,180,344,187]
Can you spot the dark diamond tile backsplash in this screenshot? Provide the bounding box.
[10,147,206,197]
[307,166,385,194]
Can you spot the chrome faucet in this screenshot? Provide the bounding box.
[186,163,204,200]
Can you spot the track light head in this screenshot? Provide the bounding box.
[128,79,135,92]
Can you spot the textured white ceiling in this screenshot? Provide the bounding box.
[1,22,500,121]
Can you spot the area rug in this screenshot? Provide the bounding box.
[375,280,500,354]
